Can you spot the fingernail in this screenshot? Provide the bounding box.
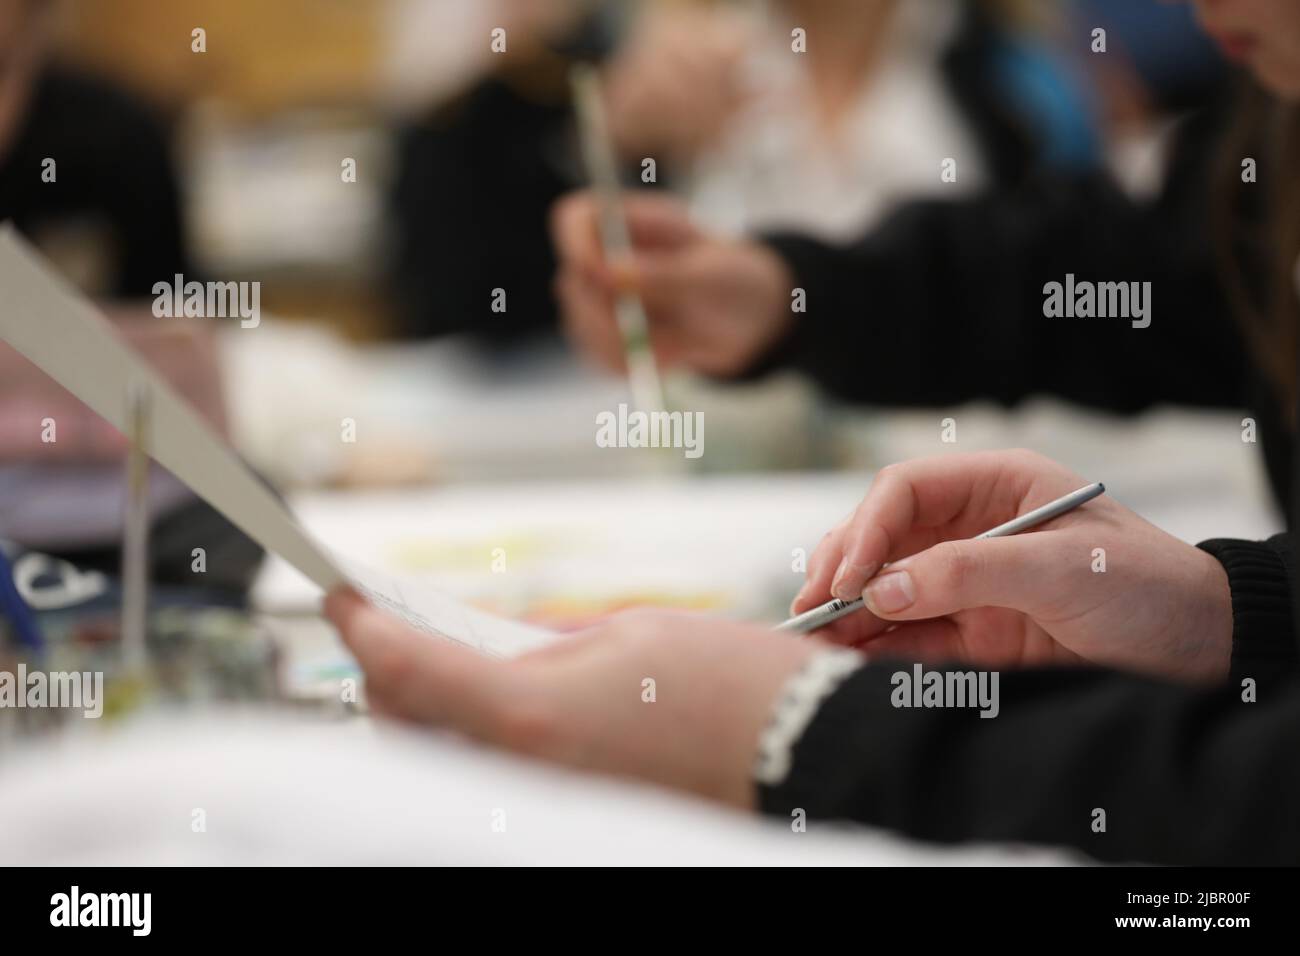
[831,561,877,600]
[829,559,848,597]
[863,571,915,614]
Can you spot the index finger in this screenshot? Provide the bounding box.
[829,450,1077,601]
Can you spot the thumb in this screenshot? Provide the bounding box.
[860,537,1060,622]
[324,587,514,738]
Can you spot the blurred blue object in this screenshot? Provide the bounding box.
[0,541,46,656]
[990,36,1103,171]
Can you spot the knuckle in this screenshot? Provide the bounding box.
[867,463,914,516]
[1005,447,1038,467]
[814,528,841,558]
[936,541,982,587]
[873,462,905,488]
[1009,447,1053,471]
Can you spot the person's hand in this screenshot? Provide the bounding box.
[550,190,795,378]
[600,5,754,165]
[325,592,826,807]
[793,450,1234,684]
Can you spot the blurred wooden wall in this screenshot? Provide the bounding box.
[52,0,383,115]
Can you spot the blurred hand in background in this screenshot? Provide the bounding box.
[601,3,755,166]
[551,189,794,377]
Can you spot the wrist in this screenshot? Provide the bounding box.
[752,646,865,791]
[1186,546,1235,684]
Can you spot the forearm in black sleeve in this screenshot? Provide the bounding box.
[389,81,570,340]
[759,663,1300,865]
[756,174,1249,413]
[104,109,190,297]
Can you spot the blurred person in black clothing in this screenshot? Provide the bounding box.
[0,0,260,594]
[388,0,1109,344]
[0,0,186,294]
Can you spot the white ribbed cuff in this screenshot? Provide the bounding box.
[753,647,864,786]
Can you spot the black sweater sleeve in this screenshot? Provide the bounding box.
[1199,534,1300,689]
[758,662,1300,865]
[388,79,572,341]
[0,69,190,297]
[758,169,1250,413]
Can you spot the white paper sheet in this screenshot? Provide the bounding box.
[337,556,552,657]
[0,226,551,656]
